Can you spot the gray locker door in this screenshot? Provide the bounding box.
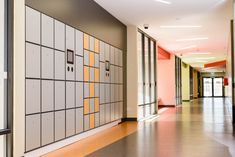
[99,41,105,62]
[110,65,115,84]
[25,114,41,151]
[105,43,110,61]
[26,43,41,78]
[90,67,94,82]
[55,81,65,110]
[105,84,110,103]
[115,84,119,102]
[100,62,105,83]
[66,109,75,137]
[95,83,99,97]
[55,20,65,51]
[26,79,40,114]
[105,104,111,123]
[119,50,123,66]
[100,105,105,125]
[41,14,54,48]
[110,84,115,103]
[100,84,105,104]
[55,111,65,141]
[76,82,83,107]
[119,85,123,101]
[76,108,83,133]
[110,46,115,64]
[76,30,83,56]
[94,53,99,68]
[41,112,54,145]
[90,99,95,113]
[95,112,100,127]
[66,82,75,109]
[76,56,83,81]
[114,103,119,120]
[84,83,89,98]
[89,36,95,51]
[111,103,115,121]
[55,51,65,80]
[84,115,90,131]
[119,102,123,119]
[42,80,54,112]
[26,6,40,44]
[84,50,89,66]
[114,48,119,66]
[42,47,54,79]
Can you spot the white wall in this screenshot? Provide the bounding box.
[126,25,138,118]
[157,55,176,106]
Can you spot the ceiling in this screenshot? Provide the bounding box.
[94,0,233,71]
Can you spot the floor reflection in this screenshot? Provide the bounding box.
[88,98,234,157]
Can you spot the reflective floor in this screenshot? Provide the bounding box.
[87,98,235,157]
[44,98,235,157]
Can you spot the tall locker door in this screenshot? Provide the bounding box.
[66,25,75,81]
[104,43,110,83]
[144,37,150,117]
[150,40,156,114]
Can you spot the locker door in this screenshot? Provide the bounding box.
[41,14,54,48]
[111,103,115,121]
[76,82,83,107]
[42,80,54,112]
[100,105,105,125]
[66,109,75,137]
[55,81,65,110]
[55,111,65,141]
[66,82,75,109]
[84,115,90,131]
[76,30,83,56]
[41,112,54,145]
[26,79,40,115]
[76,56,83,81]
[99,41,105,62]
[105,104,111,123]
[95,112,100,127]
[105,84,110,103]
[100,84,105,104]
[110,46,115,65]
[55,51,65,80]
[105,43,110,83]
[76,108,83,133]
[55,20,65,51]
[25,114,41,151]
[26,43,40,78]
[42,47,54,79]
[26,7,40,44]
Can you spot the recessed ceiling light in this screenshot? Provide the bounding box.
[155,0,172,5]
[160,25,202,28]
[186,52,212,55]
[176,37,209,42]
[179,45,197,50]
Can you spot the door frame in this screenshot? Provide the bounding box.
[202,77,224,97]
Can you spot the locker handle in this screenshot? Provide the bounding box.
[67,66,70,71]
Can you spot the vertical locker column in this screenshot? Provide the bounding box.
[110,46,115,121]
[54,20,66,141]
[75,30,84,134]
[118,49,123,119]
[99,41,105,125]
[41,13,55,146]
[65,25,75,137]
[25,6,41,152]
[105,43,111,123]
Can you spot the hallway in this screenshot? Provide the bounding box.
[44,98,235,157]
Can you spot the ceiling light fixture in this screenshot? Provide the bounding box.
[176,37,209,42]
[160,25,202,28]
[179,45,197,50]
[155,0,172,4]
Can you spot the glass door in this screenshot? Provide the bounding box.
[203,78,213,97]
[213,78,223,97]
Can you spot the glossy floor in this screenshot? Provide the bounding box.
[44,98,235,157]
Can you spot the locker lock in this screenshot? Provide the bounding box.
[67,66,70,71]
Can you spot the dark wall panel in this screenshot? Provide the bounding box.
[25,0,127,50]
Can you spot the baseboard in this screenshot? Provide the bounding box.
[182,100,190,102]
[121,117,138,122]
[158,105,175,108]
